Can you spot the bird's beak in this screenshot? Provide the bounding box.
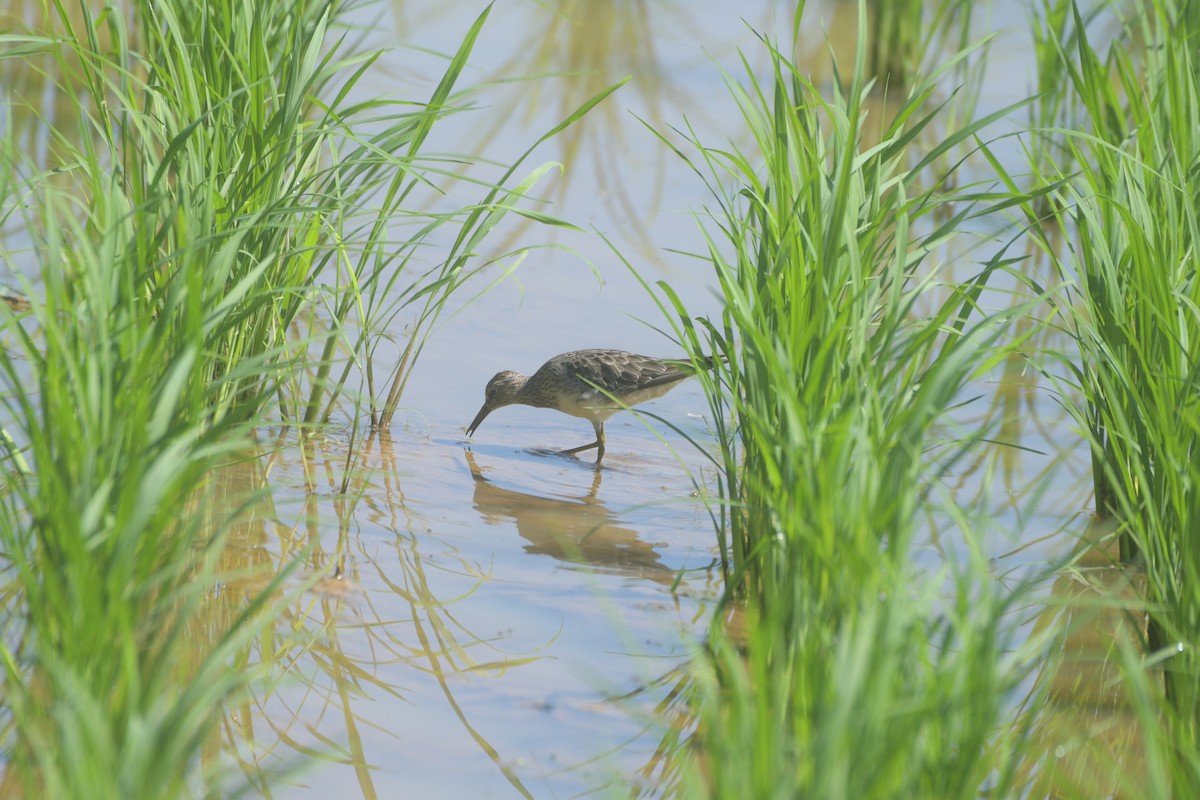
[466,404,491,438]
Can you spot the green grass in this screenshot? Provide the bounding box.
[0,142,301,798]
[0,0,592,794]
[626,2,1050,795]
[635,0,1200,796]
[629,0,1200,792]
[1021,0,1200,791]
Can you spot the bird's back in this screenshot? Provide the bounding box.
[526,349,692,420]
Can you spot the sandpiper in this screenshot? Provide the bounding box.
[466,348,706,463]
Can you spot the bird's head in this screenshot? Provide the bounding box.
[466,371,524,437]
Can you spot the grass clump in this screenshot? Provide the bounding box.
[0,127,298,799]
[0,0,581,793]
[632,1,1042,795]
[1025,1,1200,788]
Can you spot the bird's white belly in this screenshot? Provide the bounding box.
[557,382,680,421]
[556,393,618,421]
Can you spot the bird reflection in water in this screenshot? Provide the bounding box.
[463,450,683,591]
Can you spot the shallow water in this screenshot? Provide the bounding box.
[1,0,1135,795]
[218,422,720,797]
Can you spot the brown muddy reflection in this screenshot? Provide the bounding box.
[0,1,133,176]
[1014,516,1151,798]
[201,432,548,799]
[943,235,1093,517]
[449,0,673,257]
[464,449,680,589]
[400,0,778,261]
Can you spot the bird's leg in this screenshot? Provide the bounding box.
[559,420,605,462]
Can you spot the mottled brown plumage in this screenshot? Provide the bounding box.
[466,349,702,462]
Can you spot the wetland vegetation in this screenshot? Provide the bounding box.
[1,0,1198,796]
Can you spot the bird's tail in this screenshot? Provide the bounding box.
[667,353,727,371]
[654,353,728,384]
